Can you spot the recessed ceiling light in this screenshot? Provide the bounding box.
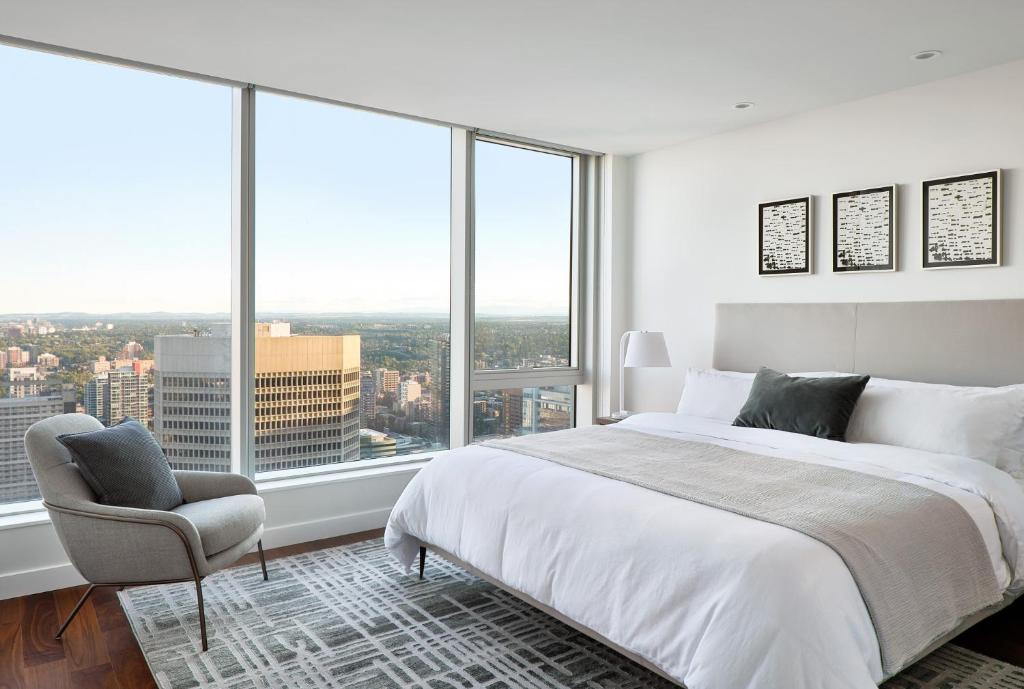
[733,102,755,110]
[912,50,942,61]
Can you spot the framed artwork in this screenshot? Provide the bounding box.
[922,170,1000,269]
[832,185,897,273]
[759,197,812,276]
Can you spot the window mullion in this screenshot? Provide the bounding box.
[231,85,256,477]
[449,127,474,448]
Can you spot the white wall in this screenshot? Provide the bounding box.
[626,59,1024,412]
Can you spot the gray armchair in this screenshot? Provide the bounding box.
[24,413,268,652]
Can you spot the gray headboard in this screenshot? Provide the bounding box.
[713,300,1024,387]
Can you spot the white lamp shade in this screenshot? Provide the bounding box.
[623,331,671,368]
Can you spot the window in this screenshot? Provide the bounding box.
[474,140,575,370]
[472,386,574,441]
[254,92,451,475]
[470,139,581,441]
[0,43,233,507]
[0,39,596,509]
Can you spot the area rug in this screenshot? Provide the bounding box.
[119,539,1024,689]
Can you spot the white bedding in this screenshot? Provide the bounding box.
[384,413,1024,689]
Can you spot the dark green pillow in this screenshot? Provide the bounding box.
[733,368,870,441]
[58,417,183,510]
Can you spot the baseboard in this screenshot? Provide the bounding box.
[260,506,392,549]
[0,505,394,600]
[0,562,87,600]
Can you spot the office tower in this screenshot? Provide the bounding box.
[0,351,6,369]
[84,370,150,426]
[255,330,361,472]
[153,323,361,474]
[360,371,378,425]
[431,334,450,445]
[0,394,64,503]
[154,332,232,471]
[90,357,112,374]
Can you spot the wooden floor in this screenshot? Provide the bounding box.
[0,528,384,689]
[1,525,1023,688]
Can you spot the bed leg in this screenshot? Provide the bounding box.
[419,546,427,580]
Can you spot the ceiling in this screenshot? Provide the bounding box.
[3,0,1024,154]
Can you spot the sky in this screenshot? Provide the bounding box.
[0,43,572,317]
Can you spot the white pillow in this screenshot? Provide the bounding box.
[676,368,753,422]
[676,368,854,423]
[846,377,1024,470]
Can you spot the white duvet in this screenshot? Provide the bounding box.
[384,413,1024,689]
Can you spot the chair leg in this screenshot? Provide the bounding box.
[419,546,427,580]
[195,577,208,652]
[55,584,97,640]
[257,540,269,581]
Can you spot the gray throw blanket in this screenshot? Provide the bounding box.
[484,426,1002,676]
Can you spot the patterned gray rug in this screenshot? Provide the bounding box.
[119,539,1024,689]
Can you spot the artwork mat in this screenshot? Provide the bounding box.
[758,196,813,276]
[831,185,898,274]
[921,169,1001,271]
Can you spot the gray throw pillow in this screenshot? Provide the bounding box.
[733,368,870,441]
[58,417,183,510]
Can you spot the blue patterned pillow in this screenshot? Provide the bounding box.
[58,417,183,510]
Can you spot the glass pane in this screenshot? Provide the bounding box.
[472,386,573,441]
[0,45,233,505]
[474,141,573,370]
[255,92,450,474]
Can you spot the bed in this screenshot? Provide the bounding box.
[384,300,1024,689]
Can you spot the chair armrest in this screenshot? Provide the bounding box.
[173,470,258,503]
[44,501,207,583]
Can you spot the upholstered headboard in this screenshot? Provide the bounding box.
[713,300,1024,387]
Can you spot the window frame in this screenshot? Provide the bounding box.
[0,36,600,505]
[466,134,587,442]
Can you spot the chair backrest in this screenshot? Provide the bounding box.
[24,414,103,510]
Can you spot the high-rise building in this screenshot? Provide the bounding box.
[153,323,361,473]
[90,357,112,374]
[360,371,378,425]
[0,351,7,369]
[7,367,45,399]
[373,368,400,395]
[0,394,64,503]
[255,330,361,472]
[6,347,28,367]
[153,331,232,471]
[398,380,421,405]
[431,334,450,445]
[500,388,524,437]
[85,369,151,426]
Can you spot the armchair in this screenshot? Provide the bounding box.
[24,414,268,652]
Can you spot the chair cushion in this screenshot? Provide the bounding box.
[57,418,183,510]
[173,494,266,557]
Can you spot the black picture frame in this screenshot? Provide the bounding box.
[759,197,812,276]
[832,185,896,273]
[922,170,1000,269]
